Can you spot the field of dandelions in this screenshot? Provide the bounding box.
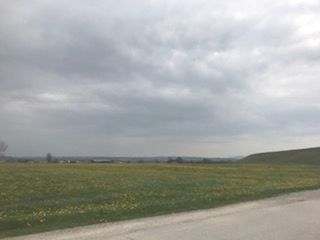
[1,163,320,238]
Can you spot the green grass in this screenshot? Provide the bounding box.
[1,163,320,238]
[241,147,320,164]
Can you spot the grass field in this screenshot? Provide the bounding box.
[1,163,320,238]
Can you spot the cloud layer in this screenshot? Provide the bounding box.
[1,0,320,156]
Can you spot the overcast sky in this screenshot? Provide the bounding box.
[1,0,320,157]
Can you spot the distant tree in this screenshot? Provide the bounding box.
[202,158,211,163]
[167,157,174,163]
[0,141,8,156]
[46,153,53,162]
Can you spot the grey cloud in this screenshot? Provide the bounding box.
[1,0,320,156]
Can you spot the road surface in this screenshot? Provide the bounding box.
[7,189,320,240]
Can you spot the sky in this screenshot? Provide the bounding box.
[1,0,320,157]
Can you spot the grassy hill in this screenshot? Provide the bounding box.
[241,147,320,164]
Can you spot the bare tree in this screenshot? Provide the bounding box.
[0,141,8,156]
